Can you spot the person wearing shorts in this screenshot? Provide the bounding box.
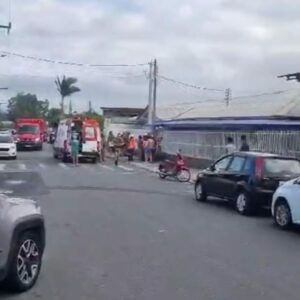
[70,134,79,166]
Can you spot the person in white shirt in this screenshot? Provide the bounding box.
[225,137,236,154]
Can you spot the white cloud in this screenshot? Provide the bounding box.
[0,0,299,111]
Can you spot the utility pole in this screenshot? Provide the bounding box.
[147,61,153,125]
[0,22,12,34]
[225,88,232,107]
[152,59,158,123]
[68,100,73,115]
[88,101,92,113]
[278,73,300,82]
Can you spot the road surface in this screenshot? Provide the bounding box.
[1,145,300,300]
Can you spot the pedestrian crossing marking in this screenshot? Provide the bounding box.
[59,163,67,169]
[118,165,134,172]
[19,164,26,170]
[131,162,157,173]
[0,164,5,171]
[39,163,46,169]
[100,165,114,171]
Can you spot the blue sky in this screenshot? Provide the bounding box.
[0,0,300,112]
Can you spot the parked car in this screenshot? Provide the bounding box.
[194,152,300,215]
[0,134,17,159]
[272,177,300,229]
[0,194,45,292]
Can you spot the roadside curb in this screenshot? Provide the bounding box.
[130,161,197,185]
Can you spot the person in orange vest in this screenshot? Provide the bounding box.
[127,134,136,161]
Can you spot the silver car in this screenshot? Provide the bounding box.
[0,194,45,292]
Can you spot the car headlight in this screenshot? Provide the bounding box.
[35,137,40,142]
[10,145,16,150]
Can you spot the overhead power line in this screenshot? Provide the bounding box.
[0,50,149,67]
[158,75,225,92]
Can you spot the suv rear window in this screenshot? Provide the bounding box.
[264,158,300,176]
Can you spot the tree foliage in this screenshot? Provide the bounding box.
[55,75,80,113]
[47,108,62,127]
[7,93,49,121]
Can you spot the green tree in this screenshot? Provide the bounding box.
[47,108,61,127]
[7,93,49,121]
[55,75,80,114]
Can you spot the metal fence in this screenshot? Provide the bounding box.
[160,130,300,160]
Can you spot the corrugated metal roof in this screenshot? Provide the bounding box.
[156,90,300,120]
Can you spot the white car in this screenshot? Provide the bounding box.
[272,178,300,229]
[0,134,17,159]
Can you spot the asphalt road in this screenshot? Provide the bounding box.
[1,145,300,300]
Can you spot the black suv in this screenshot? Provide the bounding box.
[194,152,300,215]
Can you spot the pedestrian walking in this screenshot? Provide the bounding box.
[107,131,115,154]
[100,133,105,162]
[144,135,155,163]
[127,134,136,161]
[225,137,236,154]
[143,136,150,162]
[138,135,145,161]
[70,134,80,166]
[113,133,125,166]
[240,135,250,152]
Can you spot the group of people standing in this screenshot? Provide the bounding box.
[105,131,161,165]
[225,135,250,154]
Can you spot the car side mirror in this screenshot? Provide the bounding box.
[210,165,215,172]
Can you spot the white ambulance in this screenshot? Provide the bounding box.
[53,117,101,163]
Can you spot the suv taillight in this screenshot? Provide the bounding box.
[255,157,264,179]
[64,140,67,150]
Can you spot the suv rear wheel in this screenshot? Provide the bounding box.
[274,199,292,230]
[235,191,255,216]
[5,231,43,292]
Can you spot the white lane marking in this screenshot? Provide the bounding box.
[131,162,157,172]
[118,165,134,172]
[81,164,89,169]
[19,163,26,170]
[59,163,67,169]
[0,164,5,171]
[100,165,114,171]
[39,163,46,169]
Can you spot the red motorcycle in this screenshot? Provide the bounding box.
[158,155,191,182]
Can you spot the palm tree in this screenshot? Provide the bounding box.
[55,76,80,114]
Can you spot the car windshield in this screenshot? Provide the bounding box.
[18,125,39,133]
[0,135,12,143]
[264,158,300,176]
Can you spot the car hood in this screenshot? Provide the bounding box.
[0,194,38,211]
[280,177,298,187]
[0,143,14,148]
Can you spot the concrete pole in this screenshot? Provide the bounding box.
[147,61,153,125]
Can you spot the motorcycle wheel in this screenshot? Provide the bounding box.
[177,169,191,182]
[158,168,167,179]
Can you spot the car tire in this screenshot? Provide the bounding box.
[274,199,292,230]
[4,231,43,293]
[195,181,207,202]
[235,191,255,215]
